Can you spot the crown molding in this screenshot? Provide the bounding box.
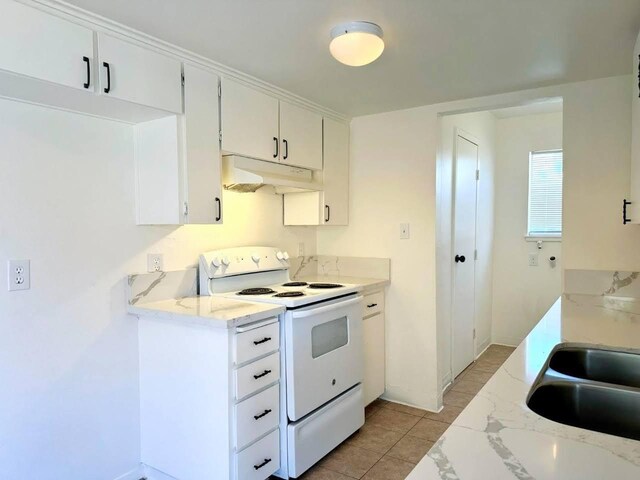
[20,0,349,122]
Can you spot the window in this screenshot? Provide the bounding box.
[528,150,563,236]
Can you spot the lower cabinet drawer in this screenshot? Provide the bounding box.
[235,351,280,401]
[235,384,280,450]
[363,291,384,317]
[235,320,280,366]
[235,428,280,480]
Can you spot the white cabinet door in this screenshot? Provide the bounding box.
[0,0,94,91]
[280,101,323,170]
[630,30,640,222]
[322,118,349,225]
[182,64,222,224]
[363,311,385,406]
[220,77,279,162]
[97,32,182,113]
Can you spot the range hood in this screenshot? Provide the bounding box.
[222,155,322,193]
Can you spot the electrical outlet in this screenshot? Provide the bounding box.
[528,253,539,267]
[8,259,30,291]
[400,223,410,239]
[298,243,305,257]
[147,253,164,273]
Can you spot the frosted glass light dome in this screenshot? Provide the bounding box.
[329,21,384,67]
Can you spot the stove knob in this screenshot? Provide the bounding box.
[283,251,290,260]
[276,251,285,261]
[211,257,221,268]
[251,253,260,263]
[221,256,230,266]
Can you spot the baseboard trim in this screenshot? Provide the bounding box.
[141,464,179,480]
[112,465,144,480]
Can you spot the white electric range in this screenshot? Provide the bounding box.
[199,246,365,478]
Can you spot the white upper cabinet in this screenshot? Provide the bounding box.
[221,77,279,161]
[181,64,222,224]
[630,30,640,223]
[280,101,323,170]
[0,0,94,91]
[322,118,349,225]
[97,33,182,113]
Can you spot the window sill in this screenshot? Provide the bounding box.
[525,235,562,242]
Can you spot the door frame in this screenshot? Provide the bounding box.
[449,127,480,380]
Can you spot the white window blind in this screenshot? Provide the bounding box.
[528,150,563,236]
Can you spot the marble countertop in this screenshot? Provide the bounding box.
[408,294,640,479]
[127,296,285,329]
[295,275,390,292]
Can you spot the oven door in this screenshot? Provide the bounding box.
[285,294,363,421]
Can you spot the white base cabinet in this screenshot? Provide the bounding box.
[138,315,281,480]
[629,29,640,223]
[362,290,386,405]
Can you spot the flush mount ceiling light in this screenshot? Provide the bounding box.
[329,21,384,67]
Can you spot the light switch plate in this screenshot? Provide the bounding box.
[8,259,30,291]
[400,223,410,239]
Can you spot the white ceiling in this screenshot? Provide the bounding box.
[64,0,640,117]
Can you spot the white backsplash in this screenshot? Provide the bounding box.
[564,269,640,298]
[290,255,390,280]
[127,268,198,305]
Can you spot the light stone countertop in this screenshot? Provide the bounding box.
[407,294,640,479]
[127,296,285,329]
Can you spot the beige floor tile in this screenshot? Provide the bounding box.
[422,405,463,424]
[365,403,382,419]
[362,455,416,480]
[486,344,516,355]
[443,390,474,408]
[299,465,355,479]
[383,401,427,418]
[407,418,450,441]
[346,424,405,454]
[451,378,485,395]
[317,443,383,479]
[472,359,502,373]
[369,398,391,408]
[386,434,435,464]
[463,369,495,384]
[367,408,421,434]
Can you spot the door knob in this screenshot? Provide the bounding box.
[455,255,466,263]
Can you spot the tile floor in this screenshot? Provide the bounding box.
[295,344,516,480]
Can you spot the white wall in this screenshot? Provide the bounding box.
[437,111,496,388]
[0,98,315,480]
[491,111,563,346]
[317,74,635,412]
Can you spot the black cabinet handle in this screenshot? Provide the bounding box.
[253,369,272,380]
[253,337,271,345]
[103,62,111,93]
[454,255,466,263]
[273,137,279,158]
[253,409,272,420]
[82,56,90,89]
[254,458,272,470]
[325,205,330,222]
[215,197,221,221]
[623,199,632,225]
[367,303,378,308]
[283,139,289,160]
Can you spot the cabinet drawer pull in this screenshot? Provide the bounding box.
[253,369,272,380]
[253,409,272,420]
[283,139,289,160]
[82,56,90,89]
[273,137,279,158]
[367,303,378,308]
[254,458,272,470]
[325,205,330,222]
[253,337,272,345]
[215,197,221,221]
[103,62,111,93]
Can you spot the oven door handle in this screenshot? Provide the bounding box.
[290,295,363,319]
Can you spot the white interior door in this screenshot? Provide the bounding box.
[452,132,479,378]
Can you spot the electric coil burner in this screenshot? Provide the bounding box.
[273,291,305,298]
[237,287,276,296]
[307,283,344,289]
[282,282,308,287]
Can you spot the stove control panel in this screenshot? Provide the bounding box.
[199,246,290,279]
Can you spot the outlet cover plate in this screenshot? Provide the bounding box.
[528,253,539,267]
[147,254,164,273]
[8,259,30,291]
[400,223,410,239]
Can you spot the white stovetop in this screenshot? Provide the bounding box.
[408,294,640,479]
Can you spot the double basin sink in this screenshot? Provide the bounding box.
[527,344,640,441]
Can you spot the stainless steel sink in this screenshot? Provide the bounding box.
[549,346,640,388]
[527,344,640,441]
